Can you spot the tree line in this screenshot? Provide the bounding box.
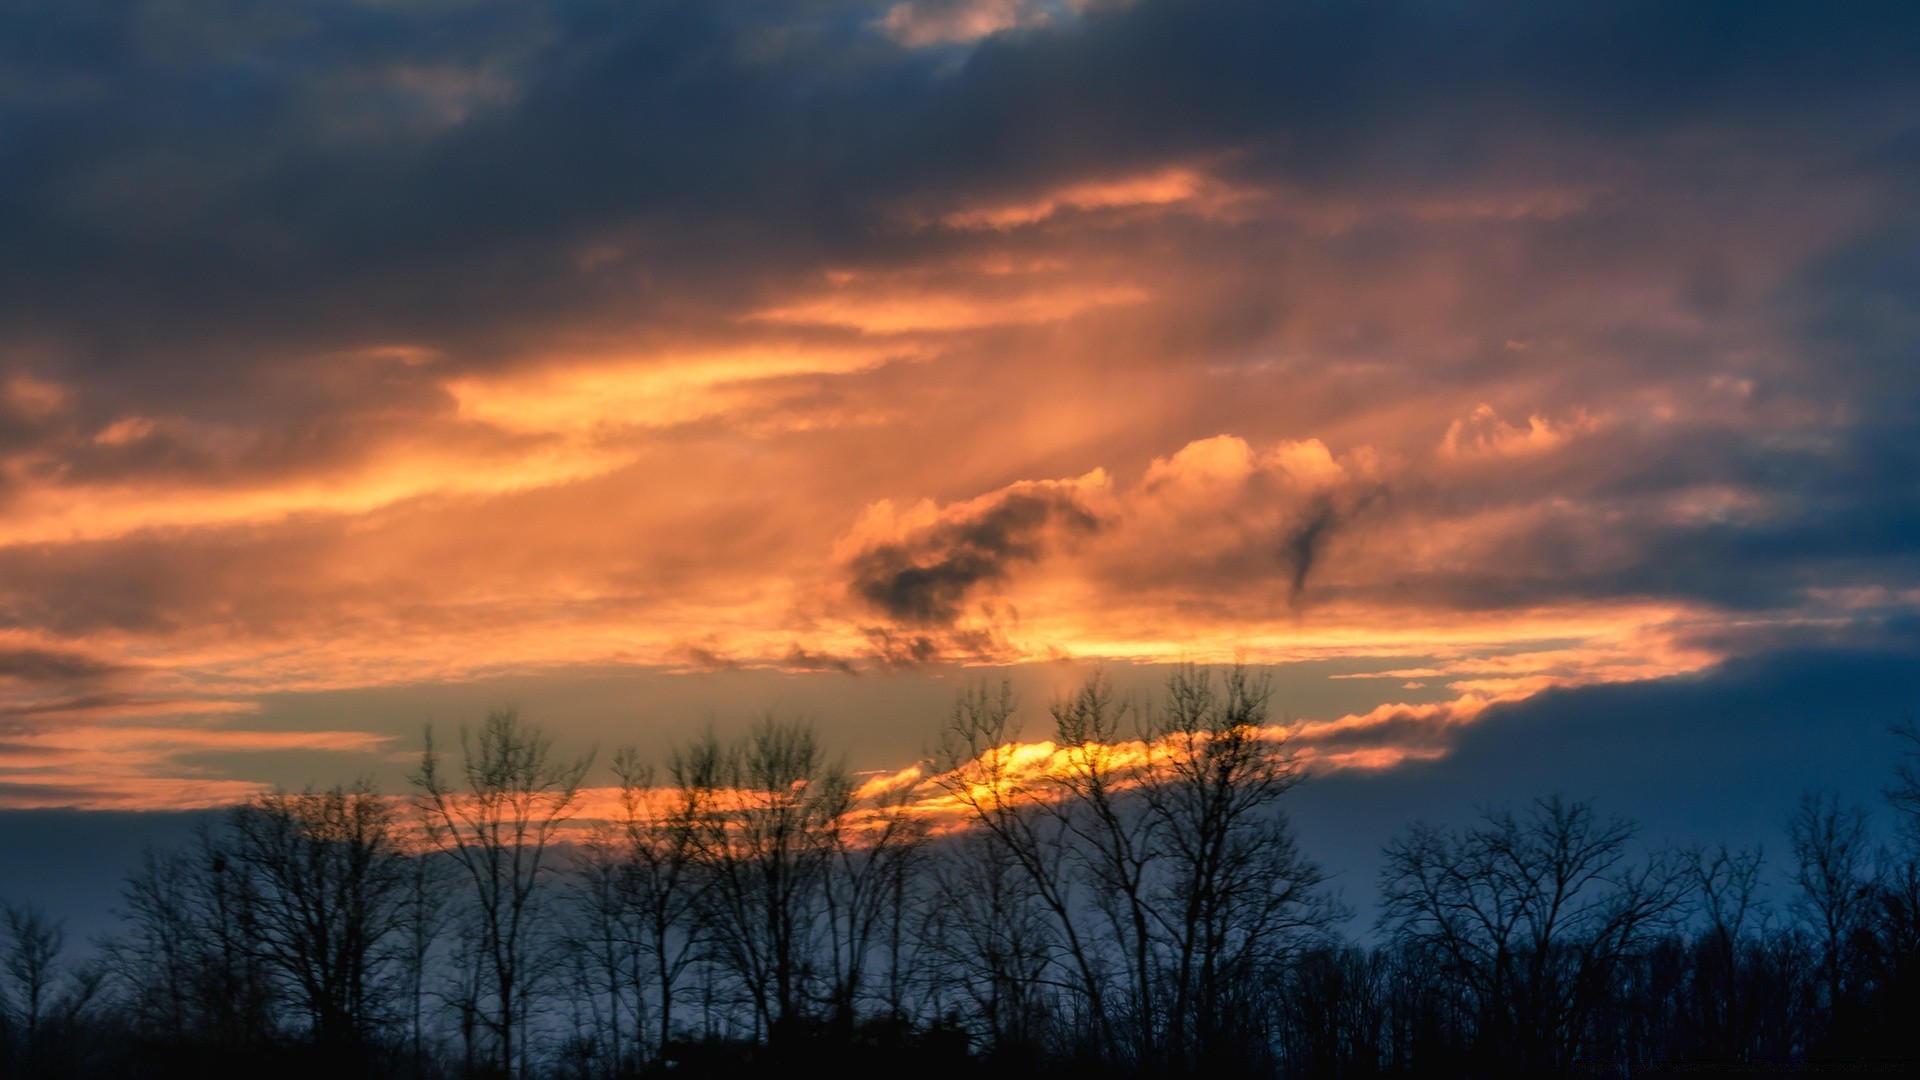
[2,666,1917,1078]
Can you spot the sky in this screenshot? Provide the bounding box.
[4,0,1920,917]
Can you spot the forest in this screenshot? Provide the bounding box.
[1,667,1916,1079]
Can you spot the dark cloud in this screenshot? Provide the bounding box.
[0,526,346,637]
[848,486,1102,625]
[669,641,741,673]
[1290,637,1920,923]
[1333,419,1920,615]
[0,646,123,684]
[1280,496,1338,601]
[1281,485,1386,603]
[5,0,1918,380]
[777,645,860,676]
[0,693,191,725]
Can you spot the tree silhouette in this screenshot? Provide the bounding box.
[680,718,840,1043]
[22,677,1920,1078]
[1379,796,1690,1076]
[614,749,707,1065]
[227,782,412,1056]
[413,708,592,1078]
[1142,665,1337,1073]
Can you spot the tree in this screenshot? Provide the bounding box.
[1680,844,1773,1061]
[1274,944,1389,1077]
[227,782,412,1054]
[930,678,1119,1058]
[818,759,928,1036]
[1868,724,1920,1054]
[1044,674,1161,1068]
[1379,797,1691,1075]
[1,899,101,1074]
[682,718,841,1042]
[931,668,1336,1073]
[615,750,707,1064]
[918,827,1057,1059]
[1141,665,1337,1072]
[2,902,65,1047]
[1888,721,1920,842]
[563,816,647,1078]
[105,829,281,1049]
[397,846,455,1077]
[413,707,592,1077]
[1789,791,1875,1048]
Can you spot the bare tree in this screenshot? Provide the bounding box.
[105,829,280,1048]
[1044,674,1161,1068]
[819,763,928,1035]
[1142,665,1337,1072]
[1888,721,1920,842]
[565,819,643,1077]
[1379,797,1691,1075]
[683,718,840,1042]
[930,679,1118,1056]
[413,707,592,1077]
[616,749,706,1064]
[1273,944,1390,1077]
[1789,791,1875,1035]
[932,668,1335,1071]
[227,782,412,1053]
[2,903,64,1048]
[397,846,455,1077]
[3,900,100,1077]
[1871,725,1920,1053]
[919,827,1057,1058]
[1676,844,1769,1060]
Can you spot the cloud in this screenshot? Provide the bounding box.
[0,646,123,685]
[932,164,1258,230]
[1281,496,1345,602]
[830,432,1386,646]
[842,476,1109,626]
[1101,435,1386,607]
[1441,403,1605,460]
[877,0,1053,48]
[0,698,395,811]
[3,0,1920,808]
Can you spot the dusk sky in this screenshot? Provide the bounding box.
[4,0,1920,917]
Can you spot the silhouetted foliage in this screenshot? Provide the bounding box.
[12,671,1920,1078]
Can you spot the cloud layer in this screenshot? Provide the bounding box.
[3,0,1920,806]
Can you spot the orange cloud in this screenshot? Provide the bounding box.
[748,279,1148,333]
[937,165,1260,230]
[0,66,1891,818]
[448,342,931,435]
[1442,403,1606,459]
[877,0,1049,48]
[0,714,394,811]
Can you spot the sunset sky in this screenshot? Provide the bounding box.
[4,1,1920,911]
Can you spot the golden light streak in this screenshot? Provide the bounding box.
[0,438,635,546]
[933,163,1267,227]
[0,719,393,811]
[447,343,931,435]
[747,281,1148,333]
